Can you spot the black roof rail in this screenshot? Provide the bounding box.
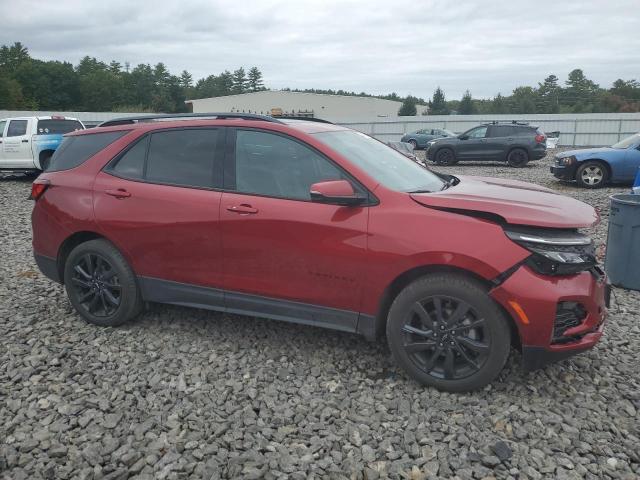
[275,116,334,124]
[487,120,530,126]
[97,112,285,127]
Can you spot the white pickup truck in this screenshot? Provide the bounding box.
[0,116,85,173]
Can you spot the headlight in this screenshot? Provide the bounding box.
[504,227,596,275]
[556,155,576,166]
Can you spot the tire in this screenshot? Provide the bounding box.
[64,239,143,327]
[576,161,608,188]
[386,273,511,392]
[506,148,529,167]
[408,139,418,149]
[435,148,457,166]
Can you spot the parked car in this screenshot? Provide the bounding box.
[401,128,455,149]
[426,121,547,167]
[0,116,84,174]
[550,133,640,188]
[31,113,608,392]
[386,141,419,163]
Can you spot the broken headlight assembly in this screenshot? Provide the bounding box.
[504,227,596,276]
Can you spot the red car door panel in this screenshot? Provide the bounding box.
[220,192,368,312]
[93,172,223,288]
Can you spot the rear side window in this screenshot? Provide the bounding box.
[37,119,83,135]
[48,131,127,172]
[0,120,6,137]
[109,129,220,189]
[7,120,28,137]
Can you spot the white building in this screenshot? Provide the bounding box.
[185,90,413,121]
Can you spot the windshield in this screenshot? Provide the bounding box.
[37,119,84,135]
[315,130,446,193]
[611,134,640,149]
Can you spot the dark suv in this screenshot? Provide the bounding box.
[426,122,547,167]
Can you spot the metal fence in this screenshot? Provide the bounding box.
[337,113,640,147]
[3,110,640,146]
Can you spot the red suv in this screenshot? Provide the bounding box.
[31,113,609,392]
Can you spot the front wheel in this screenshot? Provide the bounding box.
[386,273,511,392]
[435,148,457,166]
[576,161,608,188]
[64,239,143,327]
[408,139,418,149]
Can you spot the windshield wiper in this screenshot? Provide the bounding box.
[407,189,433,194]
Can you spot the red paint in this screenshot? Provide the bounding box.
[32,118,607,358]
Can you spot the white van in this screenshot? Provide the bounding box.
[0,116,85,173]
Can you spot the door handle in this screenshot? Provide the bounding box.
[226,204,258,214]
[22,139,29,143]
[105,189,131,199]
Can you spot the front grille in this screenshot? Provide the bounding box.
[552,302,587,343]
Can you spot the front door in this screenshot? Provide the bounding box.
[456,125,489,160]
[94,127,225,294]
[220,128,370,330]
[2,119,32,168]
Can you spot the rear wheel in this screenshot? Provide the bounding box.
[64,239,142,327]
[507,148,529,167]
[576,161,608,188]
[386,273,511,392]
[435,148,457,166]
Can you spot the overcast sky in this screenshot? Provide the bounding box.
[2,0,639,100]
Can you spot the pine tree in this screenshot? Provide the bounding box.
[398,96,417,116]
[459,90,475,114]
[232,67,247,94]
[247,67,264,92]
[429,87,449,115]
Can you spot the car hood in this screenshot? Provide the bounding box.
[557,147,623,159]
[410,175,598,228]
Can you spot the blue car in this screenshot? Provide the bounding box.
[400,128,455,149]
[550,133,640,188]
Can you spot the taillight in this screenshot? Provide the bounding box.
[535,134,546,143]
[30,179,50,200]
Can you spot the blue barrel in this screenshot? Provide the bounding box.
[605,194,640,291]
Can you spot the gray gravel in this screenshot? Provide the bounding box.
[1,150,639,480]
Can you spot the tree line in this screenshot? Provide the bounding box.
[398,70,640,116]
[0,42,264,112]
[1,42,639,116]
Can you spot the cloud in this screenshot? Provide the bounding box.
[2,0,639,100]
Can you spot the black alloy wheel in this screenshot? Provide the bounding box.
[401,296,490,380]
[70,253,121,317]
[507,148,529,167]
[435,148,457,166]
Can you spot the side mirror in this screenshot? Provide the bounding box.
[310,180,366,206]
[459,135,469,140]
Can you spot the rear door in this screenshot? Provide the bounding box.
[219,128,370,328]
[485,125,514,159]
[94,127,225,295]
[2,119,33,168]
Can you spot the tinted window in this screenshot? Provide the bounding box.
[0,120,6,137]
[489,125,515,137]
[112,137,147,178]
[513,126,535,136]
[315,130,445,193]
[48,131,128,172]
[146,129,218,188]
[235,130,345,200]
[7,120,27,137]
[37,119,83,135]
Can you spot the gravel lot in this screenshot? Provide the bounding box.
[1,149,638,480]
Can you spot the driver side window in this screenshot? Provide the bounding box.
[467,126,488,139]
